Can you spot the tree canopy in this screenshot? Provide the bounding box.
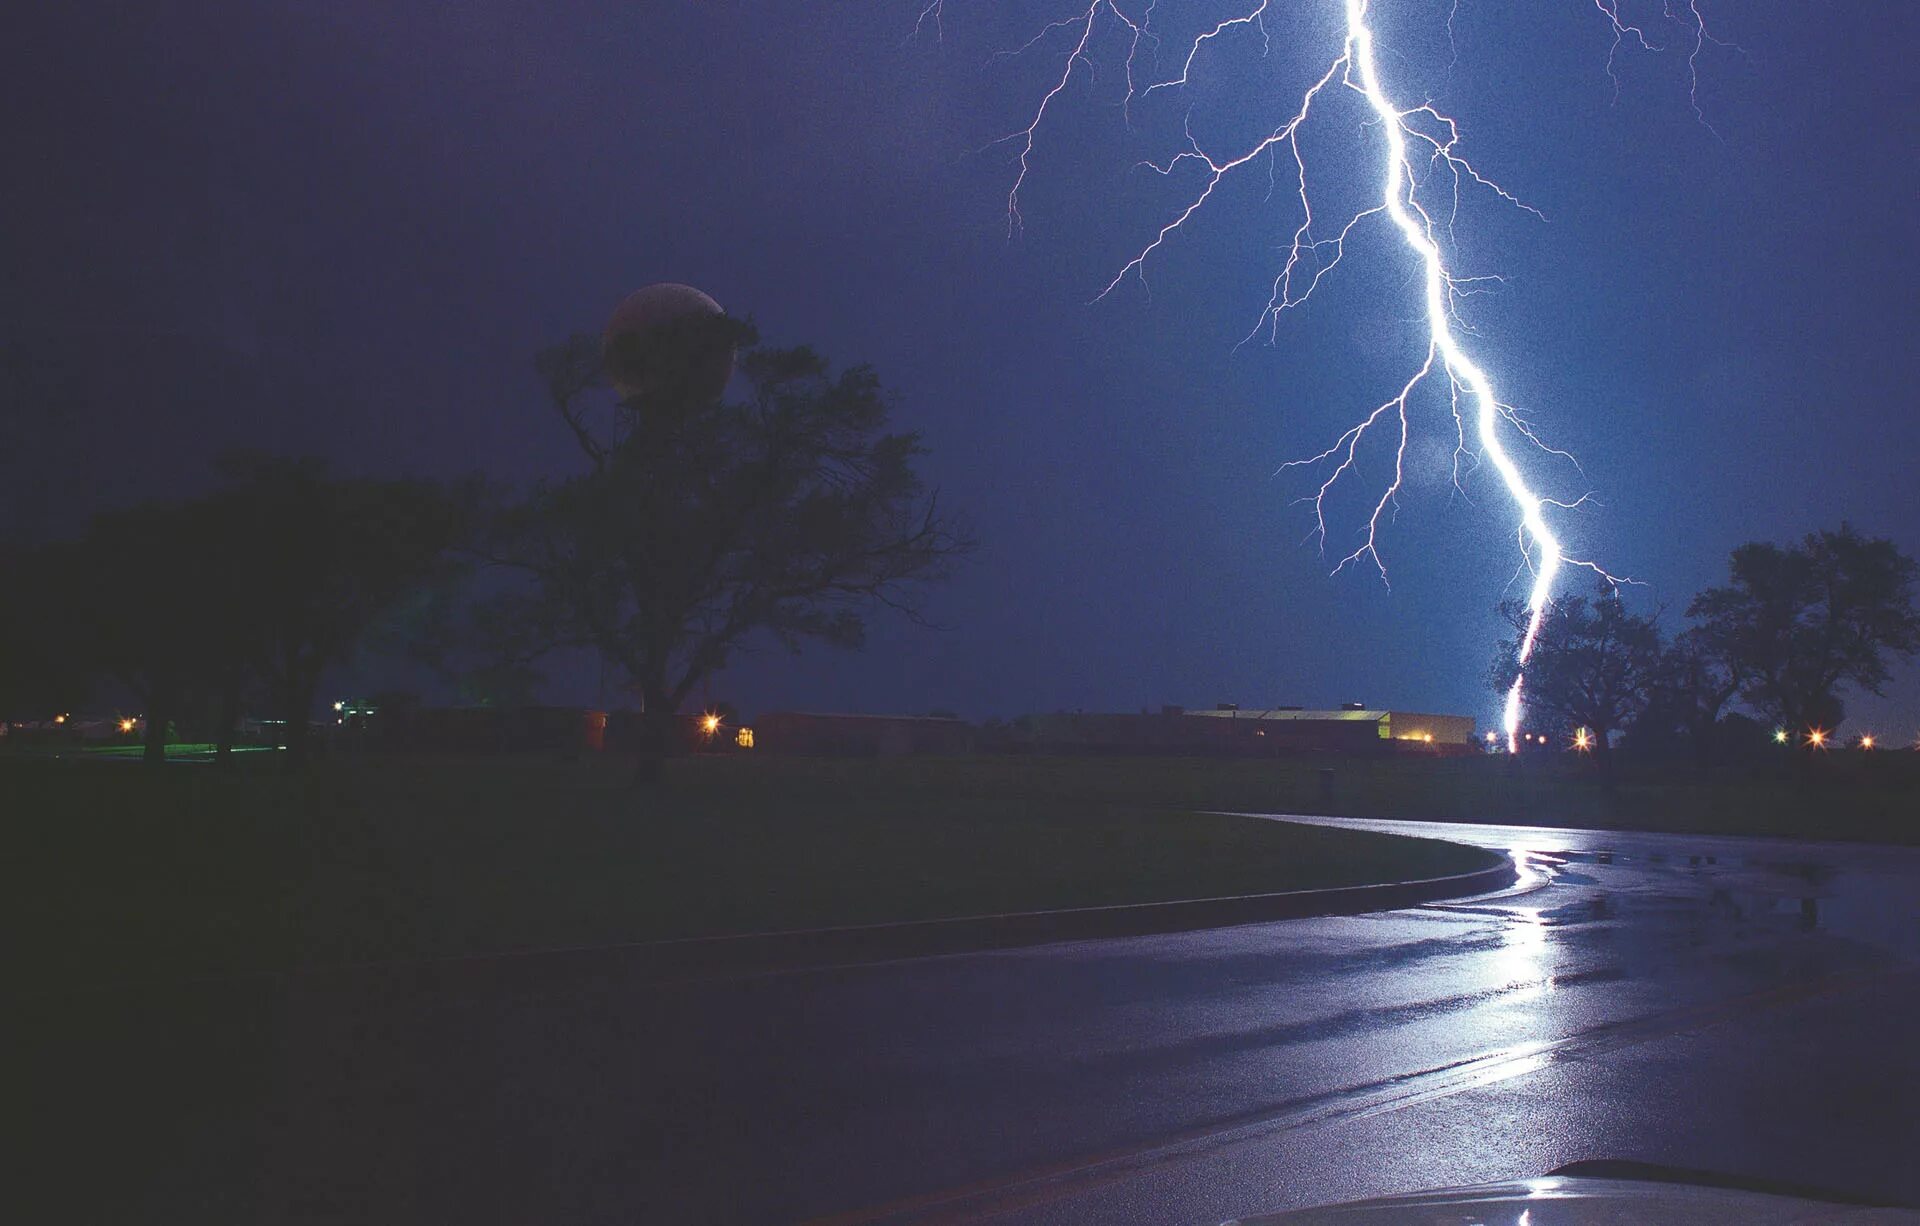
[1689,524,1920,734]
[485,316,970,775]
[1490,585,1663,769]
[1493,525,1919,767]
[5,457,458,765]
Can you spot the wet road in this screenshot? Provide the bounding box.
[39,817,1920,1223]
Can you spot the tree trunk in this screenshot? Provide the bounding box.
[214,674,241,769]
[1591,732,1617,792]
[631,683,676,788]
[1686,715,1714,770]
[282,672,317,769]
[142,683,172,767]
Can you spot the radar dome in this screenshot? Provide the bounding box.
[602,283,734,407]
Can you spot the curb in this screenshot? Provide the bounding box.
[351,840,1517,990]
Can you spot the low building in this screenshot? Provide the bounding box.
[755,711,974,757]
[1026,705,1476,756]
[1184,706,1477,748]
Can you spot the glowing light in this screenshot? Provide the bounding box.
[1422,731,1434,743]
[333,700,346,712]
[1486,731,1499,744]
[53,713,67,725]
[117,717,137,734]
[1573,727,1592,751]
[1806,728,1828,749]
[735,726,755,749]
[1344,0,1591,756]
[1860,735,1874,750]
[701,713,721,735]
[955,0,1690,755]
[1773,728,1789,745]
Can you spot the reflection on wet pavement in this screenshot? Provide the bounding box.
[95,812,1911,1226]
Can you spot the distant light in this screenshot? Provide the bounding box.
[1773,728,1789,745]
[735,727,754,749]
[1807,728,1828,749]
[117,717,136,733]
[54,713,67,725]
[701,713,721,735]
[1421,731,1433,743]
[1860,735,1875,750]
[1485,731,1499,744]
[1573,728,1592,751]
[333,700,346,712]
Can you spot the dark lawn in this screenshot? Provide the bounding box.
[6,755,1494,986]
[13,748,1908,988]
[886,750,1920,843]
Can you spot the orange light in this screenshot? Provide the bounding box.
[1860,735,1874,750]
[735,727,754,749]
[1807,728,1828,749]
[1422,732,1433,743]
[701,713,721,735]
[118,717,136,734]
[54,713,67,725]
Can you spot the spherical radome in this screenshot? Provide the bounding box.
[602,283,733,406]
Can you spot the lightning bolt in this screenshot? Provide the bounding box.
[930,0,1730,750]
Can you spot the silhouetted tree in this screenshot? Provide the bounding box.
[70,499,235,765]
[1691,524,1920,738]
[7,459,455,768]
[487,317,971,782]
[212,456,461,766]
[373,569,547,709]
[1490,586,1663,778]
[0,542,96,722]
[1634,622,1747,766]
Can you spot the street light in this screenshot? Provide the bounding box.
[1573,728,1593,751]
[1860,735,1875,750]
[1773,728,1789,745]
[1806,728,1828,749]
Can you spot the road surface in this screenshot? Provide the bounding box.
[35,816,1920,1223]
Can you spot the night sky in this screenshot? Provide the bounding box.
[6,1,1917,733]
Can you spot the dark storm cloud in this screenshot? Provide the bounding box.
[4,0,1915,729]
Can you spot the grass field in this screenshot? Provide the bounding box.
[861,750,1920,843]
[11,748,1910,987]
[7,754,1504,986]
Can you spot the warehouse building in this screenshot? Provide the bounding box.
[1027,704,1476,756]
[1184,705,1477,747]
